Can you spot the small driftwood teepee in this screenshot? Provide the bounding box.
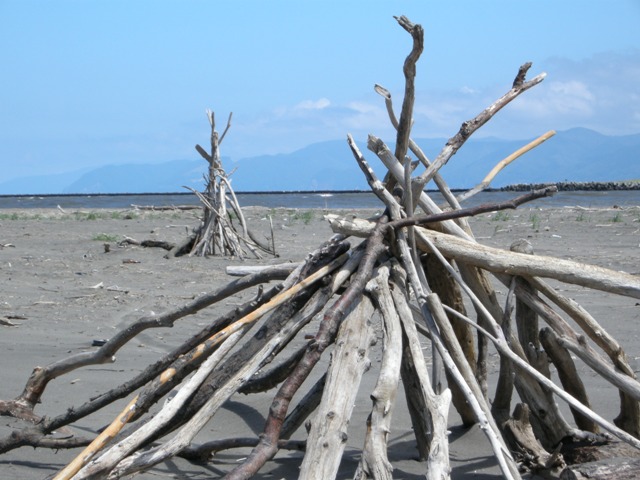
[1,15,639,480]
[178,110,275,259]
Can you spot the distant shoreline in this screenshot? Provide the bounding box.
[1,181,639,198]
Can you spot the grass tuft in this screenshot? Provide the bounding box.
[93,233,119,242]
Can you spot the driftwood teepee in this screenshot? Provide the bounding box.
[1,15,639,480]
[177,109,275,259]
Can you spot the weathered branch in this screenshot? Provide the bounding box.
[457,130,556,203]
[354,266,402,480]
[414,62,546,189]
[297,294,375,479]
[389,15,424,192]
[326,215,640,299]
[374,82,464,212]
[419,235,640,449]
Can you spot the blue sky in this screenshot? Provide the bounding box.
[1,0,639,184]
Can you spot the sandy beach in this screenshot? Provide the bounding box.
[1,203,639,479]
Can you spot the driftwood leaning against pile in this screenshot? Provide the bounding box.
[1,15,639,480]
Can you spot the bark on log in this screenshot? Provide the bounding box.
[540,327,599,433]
[510,240,540,352]
[423,253,477,426]
[561,457,640,480]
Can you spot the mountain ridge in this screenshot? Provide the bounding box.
[1,128,638,195]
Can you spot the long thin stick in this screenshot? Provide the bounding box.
[457,130,556,203]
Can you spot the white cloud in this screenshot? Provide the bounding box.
[293,98,331,111]
[459,86,477,95]
[513,80,595,117]
[226,50,640,158]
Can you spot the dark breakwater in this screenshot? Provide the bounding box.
[498,181,640,192]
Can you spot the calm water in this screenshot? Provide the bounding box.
[1,190,639,210]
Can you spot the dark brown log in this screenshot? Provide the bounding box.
[179,438,306,463]
[510,240,540,353]
[423,253,476,426]
[540,327,599,433]
[399,328,431,460]
[502,403,564,473]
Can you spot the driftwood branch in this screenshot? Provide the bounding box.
[386,15,424,193]
[457,130,556,203]
[354,266,402,480]
[326,214,640,299]
[414,62,546,190]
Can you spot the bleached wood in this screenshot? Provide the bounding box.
[374,83,464,213]
[539,328,599,433]
[388,269,453,480]
[354,266,402,480]
[298,295,375,480]
[457,130,556,203]
[325,214,640,299]
[414,62,546,190]
[529,276,636,375]
[366,135,472,241]
[226,263,299,277]
[54,251,350,479]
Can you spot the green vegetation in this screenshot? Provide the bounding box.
[0,212,43,220]
[110,211,134,220]
[74,211,103,221]
[491,211,510,222]
[576,212,588,222]
[0,212,21,220]
[611,212,623,223]
[283,209,315,225]
[529,212,540,230]
[295,210,314,224]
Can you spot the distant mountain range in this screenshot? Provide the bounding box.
[1,128,638,195]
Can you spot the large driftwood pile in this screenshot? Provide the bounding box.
[1,15,640,480]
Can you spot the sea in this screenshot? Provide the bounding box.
[0,190,639,210]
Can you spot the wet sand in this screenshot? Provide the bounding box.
[1,204,639,479]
